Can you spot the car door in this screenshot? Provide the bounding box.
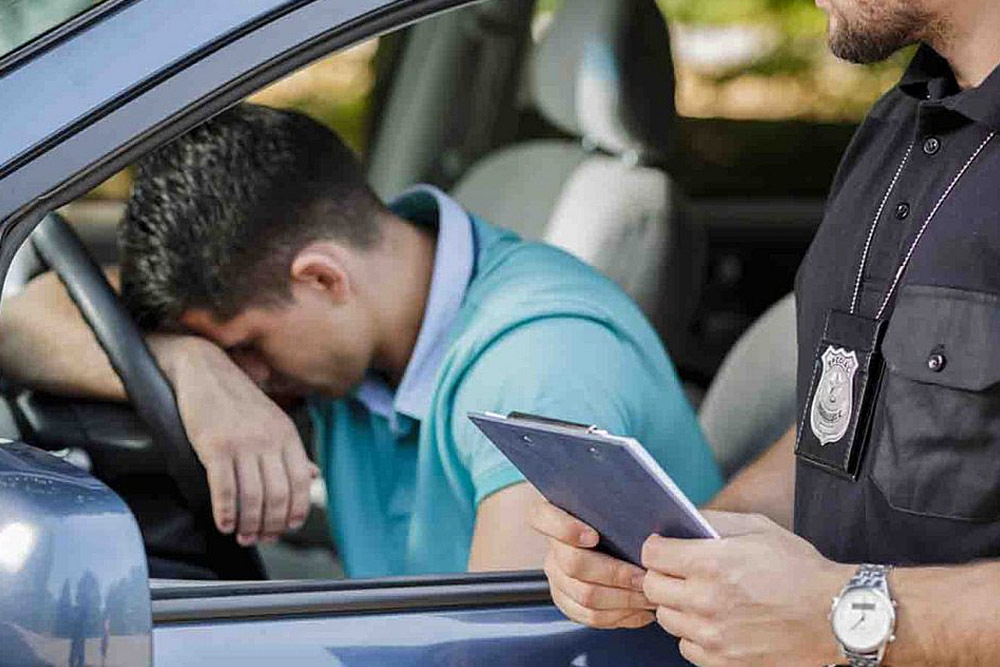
[0,1,693,664]
[151,574,686,666]
[0,420,687,666]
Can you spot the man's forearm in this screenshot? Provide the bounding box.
[0,271,126,401]
[704,425,796,529]
[885,560,1000,666]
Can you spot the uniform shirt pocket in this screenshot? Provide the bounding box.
[872,284,1000,521]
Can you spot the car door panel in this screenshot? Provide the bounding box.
[1,435,693,666]
[154,604,687,666]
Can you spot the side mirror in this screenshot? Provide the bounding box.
[0,441,152,666]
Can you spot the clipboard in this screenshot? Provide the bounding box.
[469,411,718,567]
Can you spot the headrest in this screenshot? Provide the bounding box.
[532,0,677,161]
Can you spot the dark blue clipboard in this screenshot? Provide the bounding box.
[469,412,718,567]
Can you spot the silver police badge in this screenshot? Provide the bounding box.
[810,346,859,446]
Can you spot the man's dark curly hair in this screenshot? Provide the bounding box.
[119,103,383,330]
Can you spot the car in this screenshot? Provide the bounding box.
[0,0,856,664]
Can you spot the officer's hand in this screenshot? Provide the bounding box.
[642,511,849,666]
[150,335,318,544]
[530,500,655,629]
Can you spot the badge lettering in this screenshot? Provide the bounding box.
[810,346,859,446]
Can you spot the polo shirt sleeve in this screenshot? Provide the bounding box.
[449,316,638,506]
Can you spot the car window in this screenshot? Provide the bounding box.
[40,0,694,583]
[6,1,506,583]
[0,0,105,58]
[1,0,882,587]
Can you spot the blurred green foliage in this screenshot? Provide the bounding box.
[660,0,912,80]
[540,0,820,27]
[658,0,822,29]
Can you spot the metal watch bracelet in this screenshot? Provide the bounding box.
[831,564,895,667]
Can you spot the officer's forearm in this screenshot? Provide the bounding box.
[885,561,1000,666]
[704,425,796,529]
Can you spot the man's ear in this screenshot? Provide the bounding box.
[289,243,351,303]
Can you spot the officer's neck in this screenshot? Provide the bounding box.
[928,2,1000,89]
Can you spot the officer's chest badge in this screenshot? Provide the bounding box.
[810,346,859,446]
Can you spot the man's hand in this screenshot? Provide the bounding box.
[642,511,851,666]
[530,500,655,629]
[151,335,318,545]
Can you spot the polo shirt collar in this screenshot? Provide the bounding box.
[899,44,1000,131]
[354,185,475,432]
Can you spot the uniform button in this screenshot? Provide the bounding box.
[895,202,910,220]
[927,353,946,372]
[923,136,941,155]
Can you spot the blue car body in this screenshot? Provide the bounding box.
[0,0,693,664]
[0,423,688,665]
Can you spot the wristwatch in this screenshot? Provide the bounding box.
[829,564,897,666]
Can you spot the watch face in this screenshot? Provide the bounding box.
[832,587,894,653]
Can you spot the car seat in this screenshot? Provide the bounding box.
[451,0,705,354]
[698,292,798,479]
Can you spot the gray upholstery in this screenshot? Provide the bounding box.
[698,293,798,479]
[532,0,676,160]
[544,156,686,323]
[451,141,589,241]
[452,0,702,345]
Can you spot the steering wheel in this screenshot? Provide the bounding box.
[27,212,264,579]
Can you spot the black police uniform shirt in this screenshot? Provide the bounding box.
[794,45,1000,565]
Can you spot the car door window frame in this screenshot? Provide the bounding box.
[152,571,551,623]
[0,0,475,288]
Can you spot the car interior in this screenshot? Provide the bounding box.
[0,0,856,581]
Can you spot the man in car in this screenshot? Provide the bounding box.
[0,103,722,577]
[531,0,1000,664]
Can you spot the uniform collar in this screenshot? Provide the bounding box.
[354,185,475,432]
[899,44,1000,131]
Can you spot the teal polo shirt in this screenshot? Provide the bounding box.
[310,185,722,578]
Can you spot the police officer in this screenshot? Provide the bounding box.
[531,0,1000,664]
